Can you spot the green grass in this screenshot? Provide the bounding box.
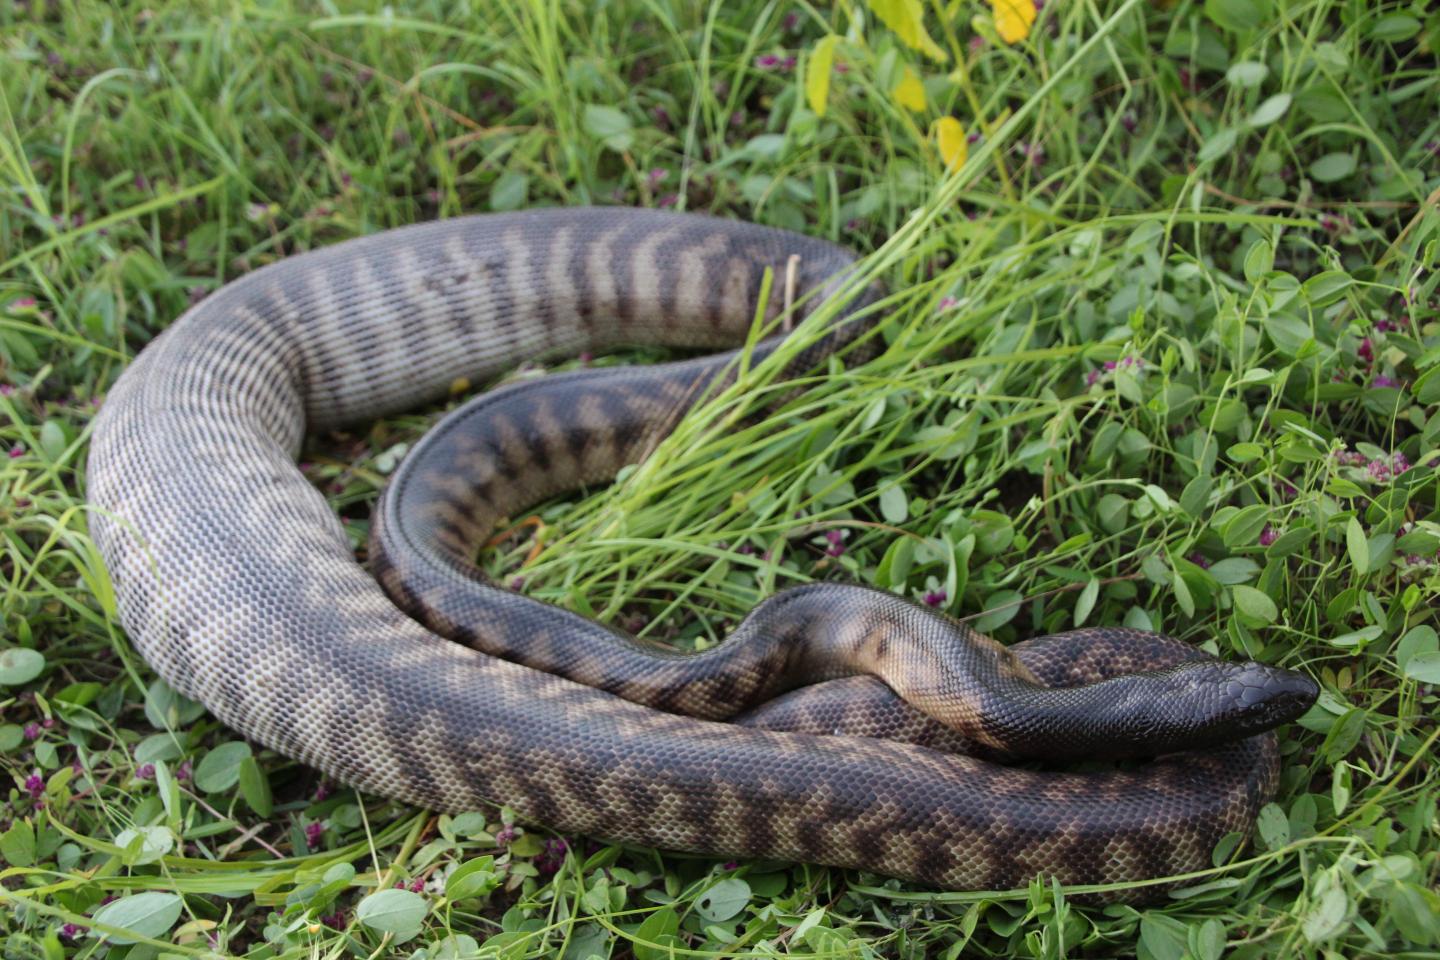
[2,0,1439,956]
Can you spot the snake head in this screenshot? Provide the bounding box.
[1205,659,1319,735]
[1097,660,1318,759]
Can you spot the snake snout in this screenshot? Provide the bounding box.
[1218,661,1319,735]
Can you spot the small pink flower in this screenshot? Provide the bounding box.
[176,759,193,781]
[60,923,85,939]
[1259,526,1280,547]
[25,773,44,799]
[321,912,346,929]
[922,590,946,607]
[1358,338,1374,365]
[1187,553,1211,570]
[646,168,668,189]
[494,823,519,846]
[657,194,678,208]
[1373,375,1397,388]
[937,296,958,312]
[135,763,155,780]
[304,820,326,849]
[754,54,780,69]
[824,530,845,558]
[22,723,40,740]
[8,445,24,459]
[536,837,569,874]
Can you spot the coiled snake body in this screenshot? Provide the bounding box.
[87,208,1315,899]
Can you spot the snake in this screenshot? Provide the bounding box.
[86,207,1317,900]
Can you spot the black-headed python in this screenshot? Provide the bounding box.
[86,208,1317,900]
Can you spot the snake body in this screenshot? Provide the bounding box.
[87,208,1315,898]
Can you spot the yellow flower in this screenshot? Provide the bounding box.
[893,66,926,112]
[934,117,968,171]
[991,0,1037,44]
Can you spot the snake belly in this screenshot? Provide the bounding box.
[88,207,1296,898]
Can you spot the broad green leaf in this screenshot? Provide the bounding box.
[1309,152,1356,183]
[1246,93,1291,128]
[878,482,908,523]
[194,741,253,794]
[694,877,750,922]
[356,888,427,940]
[633,907,682,960]
[1205,0,1272,32]
[582,105,634,152]
[1226,61,1268,87]
[1403,651,1440,684]
[1346,517,1369,574]
[1232,585,1277,625]
[0,648,44,686]
[489,172,529,212]
[1074,577,1099,626]
[1198,127,1239,162]
[91,892,183,945]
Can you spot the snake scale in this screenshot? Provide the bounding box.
[87,207,1317,899]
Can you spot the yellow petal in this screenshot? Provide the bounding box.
[892,66,926,112]
[806,36,837,117]
[934,117,968,171]
[991,0,1037,44]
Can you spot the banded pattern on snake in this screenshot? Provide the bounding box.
[86,207,1316,899]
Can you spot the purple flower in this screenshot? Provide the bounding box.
[321,912,347,929]
[1373,375,1397,388]
[494,823,519,846]
[824,529,845,558]
[968,36,985,55]
[657,194,678,208]
[922,590,947,607]
[22,722,40,740]
[782,11,800,30]
[1187,553,1211,570]
[1367,459,1392,483]
[176,759,193,781]
[1085,369,1102,387]
[8,445,24,459]
[510,577,525,591]
[1259,526,1280,547]
[1121,112,1137,134]
[646,168,668,189]
[651,106,672,129]
[535,837,570,874]
[305,820,326,849]
[8,296,36,310]
[60,923,85,939]
[754,54,780,69]
[135,763,155,780]
[25,773,44,799]
[1358,338,1374,366]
